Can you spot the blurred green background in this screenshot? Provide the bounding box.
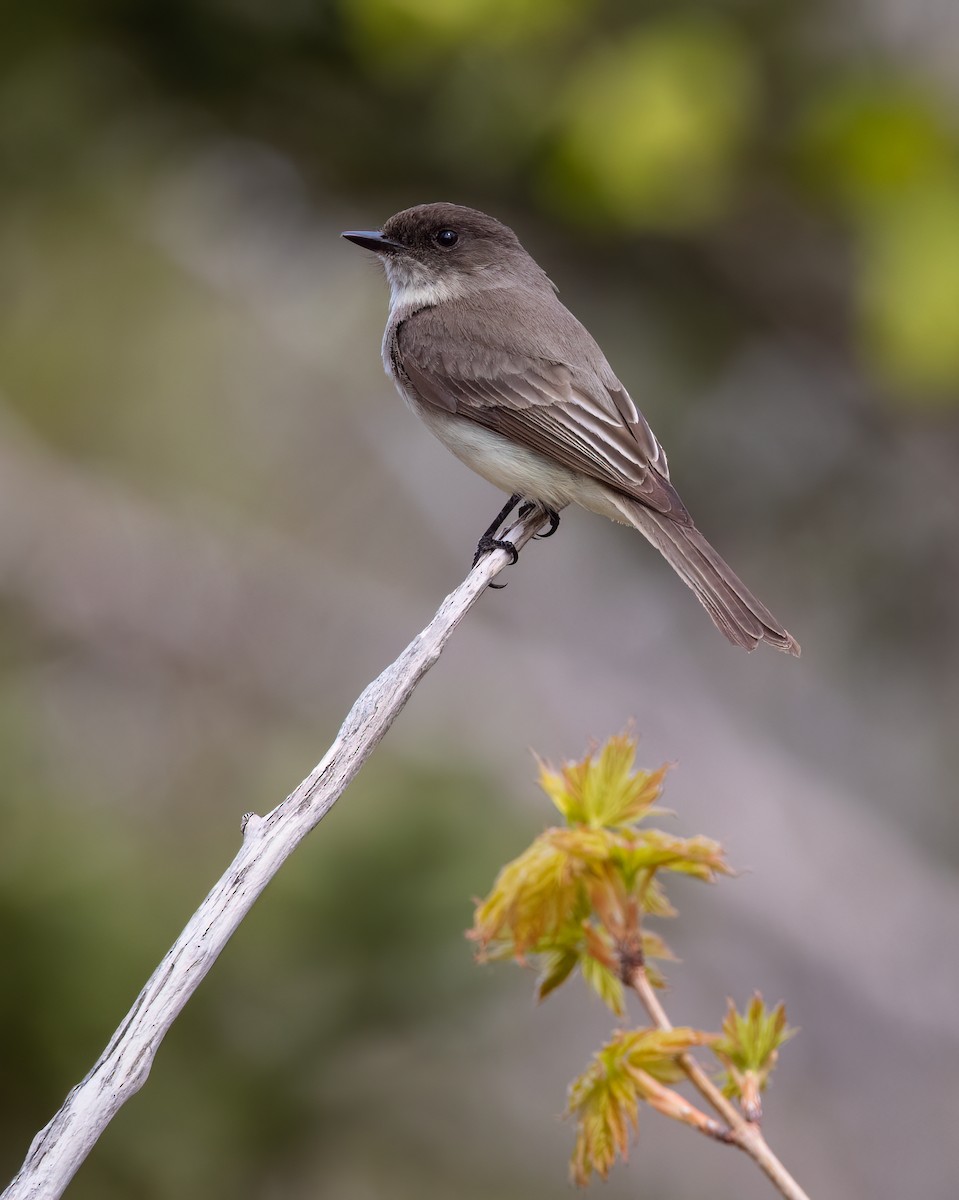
[2,2,958,1198]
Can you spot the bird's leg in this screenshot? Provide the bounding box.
[478,492,522,546]
[472,492,522,567]
[518,501,561,539]
[472,493,524,588]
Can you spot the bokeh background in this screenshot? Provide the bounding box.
[2,2,958,1198]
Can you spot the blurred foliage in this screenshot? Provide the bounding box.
[0,746,532,1198]
[3,0,957,399]
[799,75,959,396]
[548,21,757,229]
[344,0,585,58]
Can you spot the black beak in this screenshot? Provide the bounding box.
[341,230,406,254]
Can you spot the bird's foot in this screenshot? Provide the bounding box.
[472,495,558,588]
[473,534,520,587]
[472,534,520,569]
[518,502,561,539]
[472,493,522,587]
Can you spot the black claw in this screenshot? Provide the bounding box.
[472,534,519,569]
[537,508,561,539]
[473,531,519,588]
[517,501,561,539]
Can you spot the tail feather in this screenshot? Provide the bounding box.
[611,498,800,656]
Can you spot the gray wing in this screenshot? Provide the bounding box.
[394,291,690,521]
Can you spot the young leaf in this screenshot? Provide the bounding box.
[639,929,676,989]
[713,994,796,1120]
[580,953,626,1016]
[567,1025,719,1182]
[636,871,678,918]
[536,734,667,828]
[615,830,731,883]
[641,928,676,964]
[536,947,579,1002]
[469,832,584,957]
[616,1026,718,1084]
[567,1042,640,1183]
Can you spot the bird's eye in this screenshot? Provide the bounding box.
[434,228,458,248]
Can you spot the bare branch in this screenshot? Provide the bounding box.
[1,509,547,1200]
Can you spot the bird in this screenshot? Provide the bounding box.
[342,202,799,655]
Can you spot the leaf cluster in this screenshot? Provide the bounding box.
[469,734,797,1187]
[469,733,729,1014]
[567,1026,718,1184]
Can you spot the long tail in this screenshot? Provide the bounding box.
[612,498,800,655]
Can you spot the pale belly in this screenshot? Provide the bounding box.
[400,384,627,523]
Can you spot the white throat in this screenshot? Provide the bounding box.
[384,258,466,315]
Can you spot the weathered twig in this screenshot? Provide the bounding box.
[2,509,547,1200]
[627,966,811,1200]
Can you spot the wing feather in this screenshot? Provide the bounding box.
[397,306,687,520]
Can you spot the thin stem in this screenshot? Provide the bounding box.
[627,966,811,1200]
[631,1069,730,1142]
[629,966,742,1129]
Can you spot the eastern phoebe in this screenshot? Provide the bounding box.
[343,203,799,655]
